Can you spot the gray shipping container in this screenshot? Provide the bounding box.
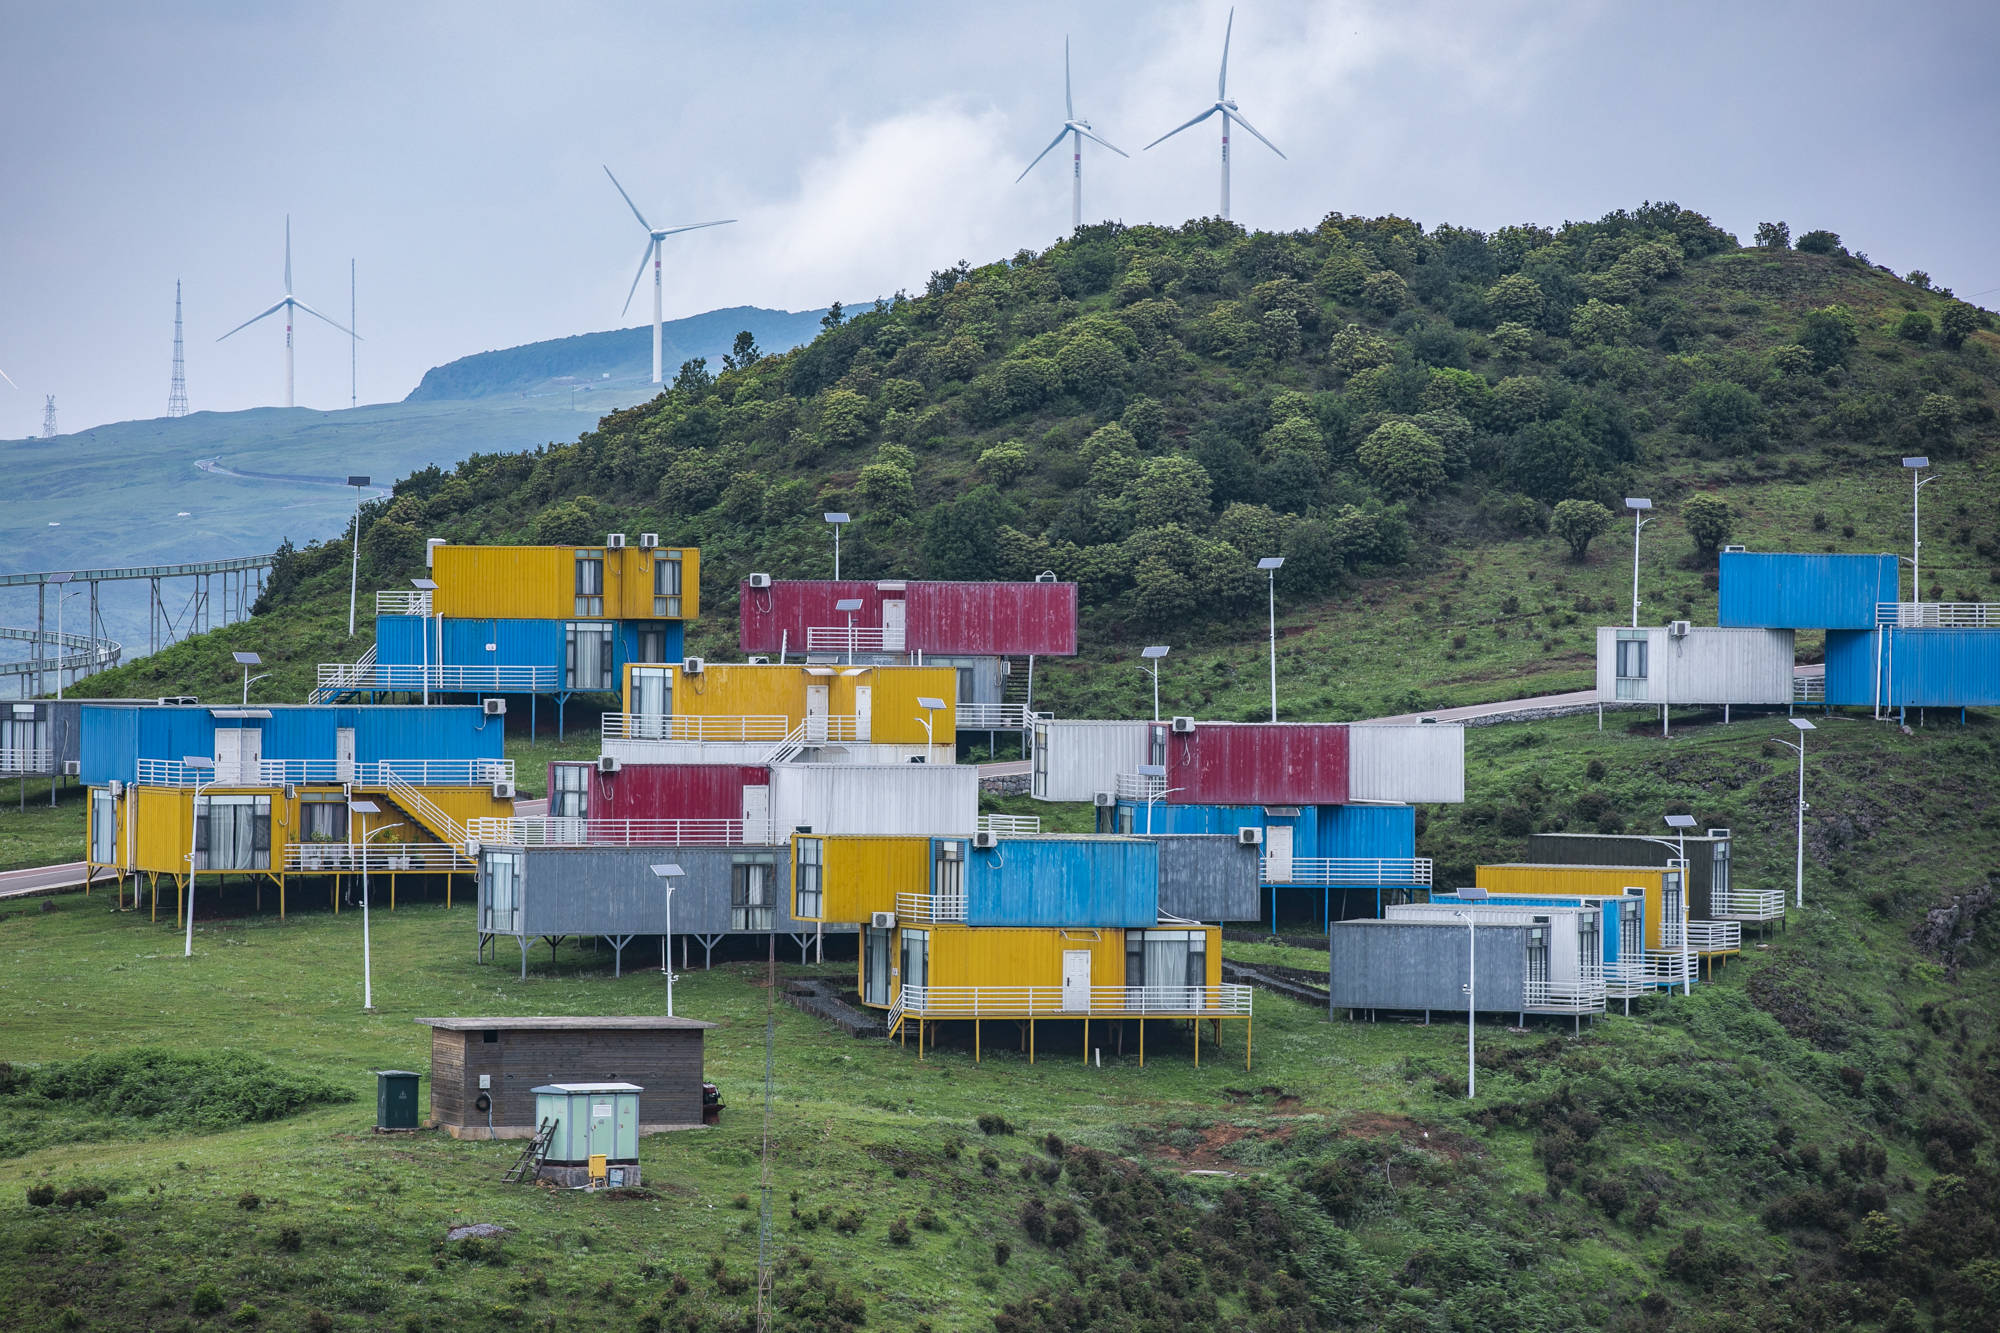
[4,698,118,779]
[1145,833,1261,922]
[769,762,978,836]
[1347,724,1466,804]
[1596,626,1794,705]
[1528,829,1732,921]
[1328,919,1530,1016]
[1030,718,1149,802]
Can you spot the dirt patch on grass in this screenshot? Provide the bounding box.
[1143,1118,1300,1172]
[1341,1111,1474,1162]
[1223,1085,1302,1113]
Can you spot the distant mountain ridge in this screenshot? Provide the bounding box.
[403,305,831,402]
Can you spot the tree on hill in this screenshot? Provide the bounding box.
[1755,221,1791,250]
[1550,499,1613,561]
[1682,494,1734,557]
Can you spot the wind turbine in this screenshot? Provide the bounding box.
[604,167,735,385]
[0,368,16,389]
[216,217,358,409]
[1016,37,1128,232]
[1143,7,1285,222]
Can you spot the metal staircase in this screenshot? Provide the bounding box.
[501,1118,556,1183]
[378,771,472,849]
[310,643,376,703]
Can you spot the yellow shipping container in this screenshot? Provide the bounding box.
[625,663,956,745]
[1475,863,1685,951]
[432,543,699,621]
[917,926,1128,996]
[791,833,929,924]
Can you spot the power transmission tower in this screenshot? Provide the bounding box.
[168,280,189,417]
[41,396,57,439]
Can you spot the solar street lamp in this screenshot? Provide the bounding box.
[350,799,404,1012]
[1135,763,1182,834]
[1258,557,1284,721]
[1625,499,1653,628]
[232,651,269,705]
[1453,886,1489,1099]
[914,695,947,750]
[835,596,864,665]
[346,475,371,637]
[1903,458,1937,601]
[823,513,849,579]
[1139,645,1170,722]
[181,755,215,959]
[1767,719,1816,909]
[650,863,685,1015]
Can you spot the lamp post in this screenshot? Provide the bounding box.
[349,799,404,1012]
[1257,557,1284,721]
[1453,885,1488,1099]
[232,651,270,705]
[1767,718,1815,909]
[649,863,684,1015]
[914,696,946,756]
[1139,645,1170,722]
[1134,764,1182,834]
[1625,499,1654,628]
[822,513,849,580]
[49,572,75,699]
[835,597,863,665]
[181,755,215,958]
[1902,458,1938,601]
[410,579,439,704]
[346,475,371,637]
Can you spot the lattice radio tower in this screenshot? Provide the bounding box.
[41,395,58,438]
[168,279,189,417]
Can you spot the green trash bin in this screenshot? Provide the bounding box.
[376,1070,422,1130]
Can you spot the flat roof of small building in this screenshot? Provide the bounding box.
[414,1016,717,1031]
[531,1082,644,1094]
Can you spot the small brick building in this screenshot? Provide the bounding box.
[413,1016,715,1140]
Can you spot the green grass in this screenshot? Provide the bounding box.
[0,779,86,871]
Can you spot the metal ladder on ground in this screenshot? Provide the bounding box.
[501,1117,556,1183]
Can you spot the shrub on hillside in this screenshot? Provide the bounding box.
[16,1048,352,1130]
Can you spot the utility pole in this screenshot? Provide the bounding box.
[168,281,189,417]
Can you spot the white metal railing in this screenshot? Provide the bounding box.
[601,713,792,743]
[806,625,902,653]
[894,892,968,924]
[375,589,432,617]
[1686,920,1742,953]
[0,747,54,775]
[1878,601,2000,628]
[1605,950,1694,994]
[466,816,762,847]
[765,715,865,763]
[1793,673,1825,702]
[1522,978,1608,1014]
[283,841,470,872]
[1116,771,1166,801]
[1264,857,1433,886]
[958,702,1027,730]
[891,983,1252,1024]
[978,813,1042,836]
[1712,886,1786,921]
[308,643,377,703]
[134,758,513,788]
[311,663,559,693]
[382,770,473,847]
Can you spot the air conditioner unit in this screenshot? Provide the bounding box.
[107,779,123,797]
[972,831,999,850]
[638,532,660,549]
[157,696,198,706]
[1170,716,1196,734]
[605,532,627,549]
[747,655,770,665]
[1237,827,1263,846]
[597,755,621,775]
[62,760,80,777]
[482,698,507,716]
[870,911,897,930]
[681,656,705,675]
[1669,620,1692,638]
[747,572,773,589]
[1723,544,1747,553]
[491,780,515,800]
[937,841,962,862]
[1092,791,1115,808]
[465,839,481,858]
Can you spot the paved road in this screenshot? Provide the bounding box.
[977,760,1030,777]
[0,861,90,900]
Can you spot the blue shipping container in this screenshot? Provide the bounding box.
[376,615,682,684]
[1111,802,1415,862]
[1825,627,2000,707]
[1718,552,1898,630]
[79,704,501,785]
[950,836,1159,928]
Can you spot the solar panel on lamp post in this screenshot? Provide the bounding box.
[232,651,268,706]
[823,513,849,580]
[346,476,371,637]
[835,597,864,665]
[650,864,685,1014]
[1257,558,1284,721]
[1140,645,1169,722]
[1625,499,1653,628]
[915,696,947,752]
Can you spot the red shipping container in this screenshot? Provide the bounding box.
[599,764,770,821]
[738,580,878,654]
[738,580,1077,656]
[1162,723,1349,805]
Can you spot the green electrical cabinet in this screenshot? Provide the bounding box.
[375,1070,422,1130]
[532,1083,641,1165]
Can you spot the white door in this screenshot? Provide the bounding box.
[882,599,906,652]
[853,686,872,741]
[215,728,262,784]
[335,727,356,783]
[1062,950,1092,1012]
[805,683,829,742]
[1264,824,1293,882]
[741,785,769,843]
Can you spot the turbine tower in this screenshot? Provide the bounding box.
[603,166,735,384]
[168,280,189,417]
[1016,37,1128,232]
[216,217,359,408]
[1143,7,1285,222]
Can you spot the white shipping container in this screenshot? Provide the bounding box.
[1388,902,1603,990]
[1348,724,1465,804]
[1030,719,1150,802]
[1596,627,1794,705]
[769,763,979,837]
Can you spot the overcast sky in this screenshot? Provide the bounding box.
[2,0,1995,438]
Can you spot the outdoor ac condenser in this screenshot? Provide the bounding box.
[597,755,621,775]
[482,698,507,716]
[972,831,999,850]
[1171,716,1196,734]
[682,656,705,674]
[605,533,627,548]
[747,572,773,589]
[638,533,660,549]
[1092,791,1115,807]
[491,781,515,800]
[1237,827,1264,846]
[871,911,897,930]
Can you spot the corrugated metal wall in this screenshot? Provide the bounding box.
[80,704,498,784]
[737,580,878,653]
[1593,627,1794,705]
[1347,725,1465,803]
[662,663,957,745]
[906,581,1077,655]
[1031,719,1149,801]
[1328,920,1529,1014]
[510,844,796,937]
[1527,832,1724,920]
[1718,552,1898,629]
[1110,802,1417,862]
[770,764,978,838]
[804,834,930,922]
[920,925,1128,995]
[963,836,1159,928]
[1387,904,1597,987]
[1164,723,1349,805]
[1147,834,1261,921]
[599,764,768,821]
[432,544,700,622]
[377,615,681,677]
[1825,628,2000,707]
[1476,864,1675,950]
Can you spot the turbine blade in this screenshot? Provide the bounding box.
[1219,6,1234,99]
[1074,125,1128,158]
[1015,125,1072,182]
[1142,106,1218,151]
[622,239,654,318]
[1228,107,1286,159]
[1065,36,1074,121]
[655,219,737,237]
[0,367,17,389]
[291,298,360,339]
[215,300,290,342]
[603,166,653,232]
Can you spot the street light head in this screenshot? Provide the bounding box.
[1663,814,1697,829]
[1257,556,1284,571]
[1140,645,1170,660]
[1458,887,1490,900]
[347,475,371,488]
[1624,498,1653,511]
[649,863,685,879]
[180,755,215,768]
[349,799,381,815]
[410,578,438,591]
[822,512,849,525]
[834,598,863,612]
[1902,457,1930,470]
[48,571,75,585]
[1789,717,1816,732]
[916,696,946,711]
[1136,763,1167,777]
[232,652,262,666]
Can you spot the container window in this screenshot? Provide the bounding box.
[89,788,116,864]
[1614,632,1648,679]
[549,764,590,820]
[1116,805,1134,835]
[899,928,928,993]
[862,926,891,1005]
[636,626,667,664]
[732,856,775,931]
[0,714,48,764]
[574,553,605,616]
[654,554,683,618]
[1030,726,1048,797]
[481,1030,499,1044]
[1126,929,1205,1000]
[955,667,975,704]
[793,838,823,918]
[195,794,271,870]
[566,623,615,691]
[932,847,964,906]
[299,795,350,842]
[482,850,522,934]
[1578,912,1602,978]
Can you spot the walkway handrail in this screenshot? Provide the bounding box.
[382,770,472,847]
[806,625,900,653]
[312,663,559,692]
[602,713,793,743]
[894,892,968,924]
[1521,978,1608,1013]
[1711,886,1785,921]
[978,813,1041,836]
[958,702,1026,730]
[466,816,760,847]
[282,841,471,872]
[1686,920,1742,953]
[375,590,432,616]
[0,747,55,775]
[896,983,1253,1018]
[134,757,513,789]
[0,553,274,589]
[1115,771,1166,801]
[1877,601,2000,628]
[0,626,123,677]
[1264,857,1433,887]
